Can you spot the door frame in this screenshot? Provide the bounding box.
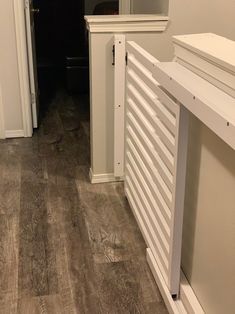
[13,0,33,137]
[119,0,131,14]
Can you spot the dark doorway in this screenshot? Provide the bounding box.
[33,0,89,117]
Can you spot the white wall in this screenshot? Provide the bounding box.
[0,0,23,134]
[85,0,112,14]
[182,116,235,314]
[131,0,169,15]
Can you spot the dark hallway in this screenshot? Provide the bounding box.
[33,0,89,116]
[0,91,168,313]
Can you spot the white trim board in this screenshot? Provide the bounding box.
[13,0,33,138]
[119,0,131,14]
[89,168,124,184]
[173,42,235,98]
[0,85,5,139]
[173,33,235,75]
[153,62,235,150]
[85,15,169,33]
[114,34,126,177]
[5,130,25,138]
[147,249,204,314]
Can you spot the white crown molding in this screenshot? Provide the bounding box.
[173,33,235,74]
[85,15,169,33]
[173,33,235,98]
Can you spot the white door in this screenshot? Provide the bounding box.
[25,0,39,128]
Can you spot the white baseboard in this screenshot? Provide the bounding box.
[89,168,124,184]
[146,248,204,314]
[5,130,25,138]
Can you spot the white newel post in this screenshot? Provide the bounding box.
[85,15,168,184]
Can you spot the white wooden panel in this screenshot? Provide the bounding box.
[25,0,39,128]
[126,125,172,225]
[127,85,176,155]
[126,164,169,266]
[126,114,174,193]
[126,141,171,238]
[173,33,235,74]
[127,113,173,207]
[119,0,131,14]
[153,62,235,150]
[125,41,187,296]
[114,34,126,177]
[127,96,175,174]
[127,41,158,71]
[125,185,169,283]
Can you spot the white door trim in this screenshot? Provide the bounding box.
[13,0,33,137]
[114,34,126,177]
[119,0,131,14]
[0,85,5,139]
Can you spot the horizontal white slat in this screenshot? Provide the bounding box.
[127,77,177,136]
[127,116,173,208]
[126,62,178,135]
[126,111,174,193]
[126,160,170,259]
[153,98,177,135]
[126,147,170,240]
[127,103,174,176]
[127,68,156,107]
[127,56,179,125]
[125,184,169,283]
[126,132,172,224]
[127,114,173,187]
[155,84,179,116]
[125,173,169,272]
[127,70,176,148]
[127,41,159,72]
[128,54,159,92]
[127,91,176,155]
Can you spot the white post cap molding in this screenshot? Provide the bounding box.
[173,33,235,97]
[85,15,169,33]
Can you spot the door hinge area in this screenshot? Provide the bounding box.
[25,0,29,10]
[125,52,128,66]
[31,93,36,104]
[112,44,115,66]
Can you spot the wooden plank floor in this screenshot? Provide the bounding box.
[0,90,168,314]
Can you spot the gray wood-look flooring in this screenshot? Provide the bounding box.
[0,90,168,314]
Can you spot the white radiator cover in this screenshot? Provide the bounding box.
[119,34,235,313]
[124,41,189,296]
